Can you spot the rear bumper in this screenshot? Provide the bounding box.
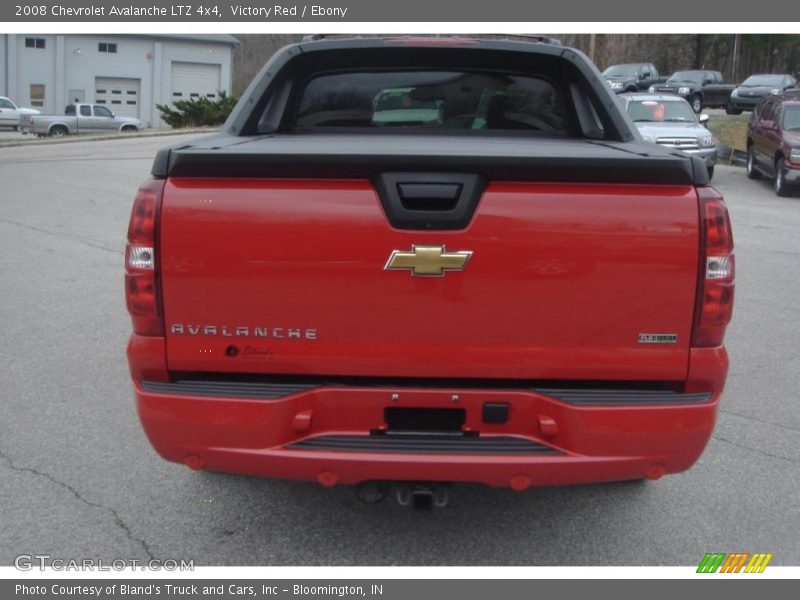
[130,343,727,489]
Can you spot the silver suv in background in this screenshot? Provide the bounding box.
[621,93,718,178]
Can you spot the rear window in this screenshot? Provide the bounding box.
[294,71,567,134]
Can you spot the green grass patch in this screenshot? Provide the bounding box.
[708,114,749,151]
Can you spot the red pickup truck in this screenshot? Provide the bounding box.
[126,38,734,506]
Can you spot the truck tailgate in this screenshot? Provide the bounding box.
[159,178,699,381]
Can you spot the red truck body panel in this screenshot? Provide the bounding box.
[159,178,700,382]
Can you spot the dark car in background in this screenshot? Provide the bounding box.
[728,74,797,114]
[602,63,665,94]
[747,92,800,196]
[651,70,735,113]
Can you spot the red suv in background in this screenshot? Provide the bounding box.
[747,90,800,196]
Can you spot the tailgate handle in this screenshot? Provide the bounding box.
[397,183,462,210]
[374,172,486,230]
[398,183,462,200]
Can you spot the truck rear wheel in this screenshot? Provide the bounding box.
[49,125,68,137]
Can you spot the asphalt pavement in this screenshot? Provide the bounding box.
[0,136,799,566]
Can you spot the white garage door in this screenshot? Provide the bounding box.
[95,77,140,118]
[170,62,222,103]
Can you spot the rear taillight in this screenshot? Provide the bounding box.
[692,187,735,347]
[125,178,165,336]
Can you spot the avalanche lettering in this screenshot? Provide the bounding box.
[109,6,168,17]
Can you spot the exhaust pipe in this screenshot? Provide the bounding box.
[354,481,389,504]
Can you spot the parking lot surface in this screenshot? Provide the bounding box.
[1,136,799,566]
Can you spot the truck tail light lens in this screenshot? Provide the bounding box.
[125,178,165,336]
[692,187,735,347]
[127,245,154,269]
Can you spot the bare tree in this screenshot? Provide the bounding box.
[231,34,800,94]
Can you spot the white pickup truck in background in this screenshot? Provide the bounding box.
[20,103,142,136]
[0,96,40,131]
